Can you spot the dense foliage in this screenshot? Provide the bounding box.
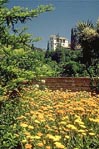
[45,47,99,77]
[0,0,54,96]
[0,47,59,95]
[75,20,99,76]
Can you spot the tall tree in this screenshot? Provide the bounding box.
[76,19,99,68]
[0,0,53,95]
[71,28,78,50]
[0,0,53,48]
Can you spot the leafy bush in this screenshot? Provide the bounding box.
[0,46,59,96]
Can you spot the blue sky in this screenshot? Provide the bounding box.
[7,0,99,49]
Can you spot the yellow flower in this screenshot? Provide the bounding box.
[60,121,67,125]
[28,125,34,129]
[21,139,27,143]
[54,142,66,149]
[46,134,61,141]
[79,125,86,129]
[65,135,70,139]
[89,118,99,123]
[62,116,68,121]
[37,142,44,147]
[66,124,78,131]
[34,120,40,124]
[46,146,51,149]
[16,115,26,120]
[89,132,95,136]
[53,135,61,141]
[74,119,84,125]
[25,113,30,116]
[46,134,54,139]
[20,123,28,128]
[89,118,96,122]
[78,129,86,133]
[25,143,32,149]
[33,136,41,139]
[37,132,43,137]
[81,133,86,136]
[95,119,99,123]
[24,131,31,136]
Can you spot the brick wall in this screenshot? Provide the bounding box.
[42,77,92,91]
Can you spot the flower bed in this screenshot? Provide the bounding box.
[1,86,99,149]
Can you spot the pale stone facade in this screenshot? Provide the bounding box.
[49,35,69,50]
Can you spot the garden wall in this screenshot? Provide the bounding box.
[43,77,91,91]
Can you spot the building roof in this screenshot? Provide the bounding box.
[50,34,68,40]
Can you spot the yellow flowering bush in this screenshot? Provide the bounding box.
[1,86,99,148]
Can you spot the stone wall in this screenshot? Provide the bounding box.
[43,77,92,91]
